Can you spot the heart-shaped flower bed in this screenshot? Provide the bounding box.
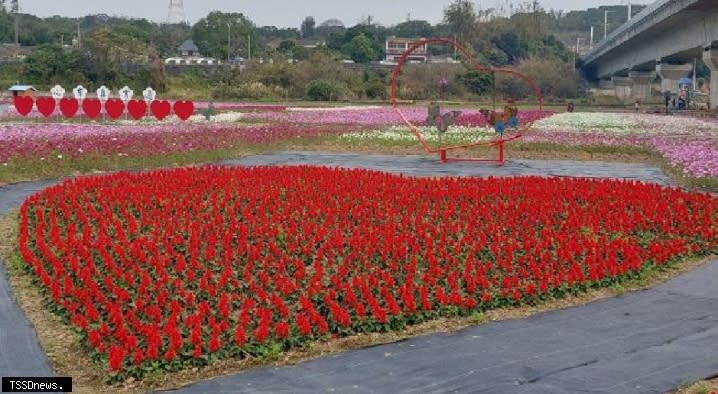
[18,167,717,378]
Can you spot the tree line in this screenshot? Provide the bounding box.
[2,0,621,100]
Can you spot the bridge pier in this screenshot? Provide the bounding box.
[628,71,657,100]
[612,76,632,100]
[703,48,718,110]
[656,63,692,94]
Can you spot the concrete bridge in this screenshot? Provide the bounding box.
[581,0,718,107]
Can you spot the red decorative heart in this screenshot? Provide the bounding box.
[127,99,148,120]
[389,38,544,154]
[173,100,195,121]
[82,98,102,119]
[13,96,34,116]
[105,99,126,120]
[151,100,171,121]
[36,97,56,118]
[59,98,79,119]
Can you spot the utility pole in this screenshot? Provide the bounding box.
[248,34,251,60]
[573,37,582,71]
[77,21,82,49]
[590,26,594,50]
[227,22,231,63]
[604,10,615,40]
[13,0,19,46]
[628,1,632,21]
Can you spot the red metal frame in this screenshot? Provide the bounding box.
[389,38,544,165]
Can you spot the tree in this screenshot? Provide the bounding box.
[21,45,84,86]
[443,0,477,45]
[343,33,375,63]
[152,23,192,58]
[306,79,337,101]
[192,11,256,60]
[459,70,493,94]
[278,40,296,53]
[491,32,526,64]
[300,16,316,38]
[393,20,433,38]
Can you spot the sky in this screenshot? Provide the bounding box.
[16,0,653,28]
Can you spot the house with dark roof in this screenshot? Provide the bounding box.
[178,40,200,57]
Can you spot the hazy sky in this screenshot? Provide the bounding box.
[17,0,652,28]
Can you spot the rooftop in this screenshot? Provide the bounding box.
[8,85,37,91]
[178,39,199,52]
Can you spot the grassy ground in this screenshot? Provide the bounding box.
[0,212,714,393]
[676,379,718,394]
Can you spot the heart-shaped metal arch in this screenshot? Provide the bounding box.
[390,38,544,155]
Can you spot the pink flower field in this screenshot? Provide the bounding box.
[0,123,354,162]
[1,106,717,181]
[530,113,718,178]
[243,106,554,127]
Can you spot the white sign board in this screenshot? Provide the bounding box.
[142,87,157,102]
[119,86,134,103]
[97,86,111,102]
[118,86,135,104]
[73,85,88,100]
[50,85,66,100]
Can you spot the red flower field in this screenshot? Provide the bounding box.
[17,167,718,378]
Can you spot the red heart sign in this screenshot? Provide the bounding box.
[36,97,56,118]
[105,99,125,120]
[127,99,148,120]
[13,96,34,116]
[59,97,79,119]
[82,98,102,119]
[173,100,195,121]
[151,100,171,121]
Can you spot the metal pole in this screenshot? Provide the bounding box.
[227,23,231,63]
[248,34,251,60]
[14,11,19,45]
[628,1,632,21]
[590,26,594,49]
[603,10,615,40]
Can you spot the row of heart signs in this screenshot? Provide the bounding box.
[13,96,195,121]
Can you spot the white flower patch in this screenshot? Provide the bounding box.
[535,113,639,133]
[114,112,244,125]
[339,125,495,144]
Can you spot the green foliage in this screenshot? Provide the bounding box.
[343,34,375,63]
[459,70,493,95]
[443,0,477,45]
[491,32,526,64]
[364,81,388,99]
[516,57,581,98]
[306,79,337,101]
[278,40,296,53]
[21,45,84,86]
[0,63,20,87]
[192,11,256,60]
[329,24,387,62]
[393,20,433,38]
